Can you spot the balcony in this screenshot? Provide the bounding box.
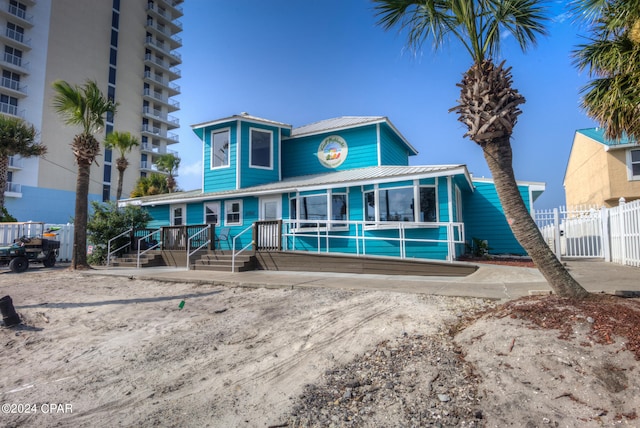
[5,182,21,196]
[0,77,27,97]
[0,101,23,117]
[145,20,182,48]
[144,53,181,79]
[8,156,23,169]
[146,3,183,30]
[142,88,180,111]
[144,36,181,62]
[1,3,34,27]
[143,70,180,95]
[1,52,30,74]
[141,124,180,143]
[156,0,184,18]
[142,106,179,128]
[1,27,32,50]
[141,141,178,155]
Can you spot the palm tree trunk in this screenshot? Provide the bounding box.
[72,160,92,269]
[482,137,590,299]
[116,168,125,200]
[0,154,9,210]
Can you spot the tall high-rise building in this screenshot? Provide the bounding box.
[1,0,183,223]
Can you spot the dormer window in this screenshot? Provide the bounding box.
[211,129,229,169]
[250,128,272,169]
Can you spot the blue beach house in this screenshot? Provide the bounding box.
[120,113,544,273]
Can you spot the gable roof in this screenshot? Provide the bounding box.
[191,112,292,130]
[577,128,638,150]
[291,116,419,155]
[121,165,473,207]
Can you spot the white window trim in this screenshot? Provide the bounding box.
[210,127,231,170]
[204,201,221,226]
[627,148,640,181]
[249,127,273,170]
[170,204,186,226]
[224,199,243,226]
[364,183,439,229]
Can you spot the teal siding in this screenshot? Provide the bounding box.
[239,122,281,188]
[463,181,529,255]
[146,205,170,228]
[203,123,238,193]
[379,124,410,166]
[186,203,203,225]
[282,125,379,178]
[437,178,449,222]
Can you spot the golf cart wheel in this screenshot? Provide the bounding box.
[9,256,29,273]
[43,252,56,268]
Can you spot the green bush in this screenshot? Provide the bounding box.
[87,201,152,265]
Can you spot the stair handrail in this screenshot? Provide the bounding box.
[232,224,255,272]
[186,224,211,270]
[137,228,162,268]
[106,227,133,266]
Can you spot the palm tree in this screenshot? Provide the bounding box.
[52,79,117,269]
[155,153,180,193]
[572,0,640,141]
[0,115,46,210]
[130,173,171,198]
[105,131,140,200]
[374,0,589,298]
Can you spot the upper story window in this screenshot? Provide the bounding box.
[365,185,437,224]
[211,129,230,169]
[250,128,272,169]
[629,149,640,180]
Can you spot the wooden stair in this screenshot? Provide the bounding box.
[191,251,256,272]
[109,251,166,268]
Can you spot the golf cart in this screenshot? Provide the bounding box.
[0,223,60,273]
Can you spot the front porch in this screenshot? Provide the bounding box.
[106,220,475,277]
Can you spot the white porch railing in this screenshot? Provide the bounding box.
[282,220,465,262]
[231,223,255,272]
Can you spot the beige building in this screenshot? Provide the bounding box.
[564,128,640,208]
[1,0,183,223]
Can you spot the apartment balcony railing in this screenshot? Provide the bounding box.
[0,102,19,116]
[7,4,33,25]
[146,3,183,29]
[1,77,26,95]
[144,36,182,61]
[8,156,23,169]
[3,27,31,47]
[140,161,161,172]
[143,70,180,93]
[142,106,179,126]
[141,142,178,155]
[5,182,21,194]
[144,53,181,77]
[141,124,180,143]
[2,52,29,71]
[145,20,182,46]
[142,88,180,110]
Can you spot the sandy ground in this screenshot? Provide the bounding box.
[1,268,639,427]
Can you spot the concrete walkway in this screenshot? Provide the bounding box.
[85,259,640,300]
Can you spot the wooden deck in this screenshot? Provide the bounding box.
[253,251,477,277]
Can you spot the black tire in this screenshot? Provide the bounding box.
[43,252,56,268]
[9,257,29,273]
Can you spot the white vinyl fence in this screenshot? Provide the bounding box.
[535,199,640,268]
[0,222,74,262]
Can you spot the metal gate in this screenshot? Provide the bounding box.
[535,206,604,258]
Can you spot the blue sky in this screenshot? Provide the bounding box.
[172,0,597,209]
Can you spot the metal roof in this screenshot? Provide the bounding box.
[122,165,473,207]
[577,128,637,149]
[291,116,418,155]
[191,112,292,130]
